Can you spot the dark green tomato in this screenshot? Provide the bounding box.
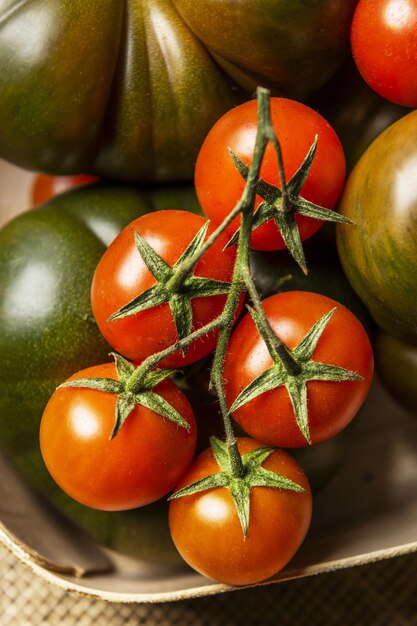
[0,182,200,563]
[312,60,411,173]
[337,111,417,343]
[375,331,417,417]
[250,225,373,337]
[0,0,357,182]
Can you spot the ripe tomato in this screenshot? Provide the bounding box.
[91,210,238,368]
[195,98,345,251]
[224,291,373,448]
[40,363,197,511]
[169,438,312,585]
[351,0,417,107]
[31,174,98,206]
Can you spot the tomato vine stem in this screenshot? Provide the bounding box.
[131,86,303,478]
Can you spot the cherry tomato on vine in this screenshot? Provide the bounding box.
[91,210,239,368]
[40,363,197,511]
[351,0,417,107]
[169,438,312,586]
[224,291,374,448]
[31,174,98,206]
[195,98,346,251]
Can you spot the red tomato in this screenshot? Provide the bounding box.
[224,291,373,448]
[195,98,345,251]
[31,174,98,206]
[91,210,239,368]
[351,0,417,107]
[169,438,312,585]
[40,363,197,511]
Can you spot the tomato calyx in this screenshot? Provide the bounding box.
[227,138,353,274]
[59,353,190,438]
[230,306,363,444]
[169,436,305,538]
[108,222,232,347]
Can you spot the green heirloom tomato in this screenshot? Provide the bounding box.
[0,182,201,563]
[337,111,417,343]
[375,331,417,416]
[0,0,357,182]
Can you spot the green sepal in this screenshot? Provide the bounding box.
[141,368,178,390]
[229,307,364,445]
[183,276,231,298]
[108,284,167,321]
[169,437,305,539]
[134,232,173,282]
[250,466,306,492]
[59,354,188,437]
[229,478,251,537]
[286,378,311,444]
[295,197,353,225]
[274,209,308,275]
[134,391,190,431]
[111,392,137,439]
[168,472,229,500]
[210,435,231,469]
[108,220,231,341]
[59,378,124,395]
[302,361,363,383]
[111,352,135,385]
[288,136,318,196]
[174,222,209,267]
[226,139,354,273]
[230,365,284,413]
[293,308,336,360]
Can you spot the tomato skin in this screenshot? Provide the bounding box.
[224,292,373,448]
[40,363,197,511]
[351,0,417,107]
[336,111,417,343]
[195,98,346,251]
[31,174,98,206]
[91,210,238,368]
[169,438,312,585]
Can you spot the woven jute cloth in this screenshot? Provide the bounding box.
[1,545,416,626]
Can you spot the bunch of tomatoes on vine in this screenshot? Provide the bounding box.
[39,88,374,586]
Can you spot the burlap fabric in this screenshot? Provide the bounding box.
[1,544,416,625]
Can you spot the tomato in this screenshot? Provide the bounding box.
[224,291,373,448]
[351,0,417,107]
[91,210,238,368]
[40,363,197,510]
[195,98,346,251]
[336,110,417,343]
[0,1,357,182]
[31,174,98,206]
[169,438,312,585]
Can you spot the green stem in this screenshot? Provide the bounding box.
[209,87,276,478]
[125,315,225,393]
[131,87,301,477]
[243,268,301,376]
[169,201,247,288]
[269,133,291,213]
